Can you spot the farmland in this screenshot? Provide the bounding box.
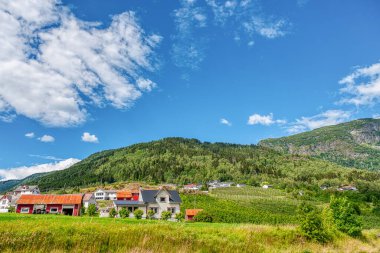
[0,213,379,253]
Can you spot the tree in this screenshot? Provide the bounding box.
[329,196,362,236]
[161,211,172,220]
[147,210,155,220]
[194,211,213,222]
[175,212,184,222]
[87,204,97,217]
[109,208,117,218]
[119,207,129,218]
[8,206,15,213]
[133,209,144,219]
[297,202,330,243]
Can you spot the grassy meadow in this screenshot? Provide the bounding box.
[0,213,379,253]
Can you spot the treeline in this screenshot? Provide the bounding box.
[29,138,380,199]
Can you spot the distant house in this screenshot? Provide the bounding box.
[83,193,96,209]
[16,194,83,216]
[185,209,203,221]
[0,195,12,213]
[337,185,358,191]
[207,181,234,189]
[113,187,182,219]
[183,184,202,191]
[262,184,273,189]
[13,185,40,195]
[94,189,117,200]
[237,184,246,188]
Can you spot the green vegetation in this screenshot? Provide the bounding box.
[0,213,379,253]
[194,211,213,222]
[133,209,143,219]
[25,138,380,199]
[147,210,155,219]
[330,196,362,236]
[109,208,117,218]
[119,207,129,218]
[161,211,172,220]
[259,118,380,170]
[87,204,97,217]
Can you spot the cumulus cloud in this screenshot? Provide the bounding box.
[0,0,160,127]
[247,113,286,126]
[0,158,80,181]
[25,132,35,138]
[220,118,232,126]
[81,132,99,143]
[38,135,55,143]
[287,110,351,134]
[339,62,380,106]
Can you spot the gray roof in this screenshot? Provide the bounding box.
[113,200,145,206]
[140,189,182,203]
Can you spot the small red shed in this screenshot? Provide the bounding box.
[185,209,203,221]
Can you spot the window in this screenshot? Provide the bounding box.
[160,197,166,202]
[20,207,29,213]
[50,207,58,213]
[149,207,158,213]
[1,200,6,205]
[167,207,176,214]
[96,192,104,196]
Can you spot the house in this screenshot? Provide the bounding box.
[83,193,96,209]
[0,195,12,213]
[12,185,40,195]
[185,209,203,221]
[94,189,117,200]
[16,194,83,216]
[337,185,358,191]
[207,181,234,189]
[237,184,246,188]
[183,184,202,191]
[116,189,139,201]
[113,187,182,219]
[262,184,273,189]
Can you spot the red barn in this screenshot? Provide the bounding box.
[16,194,83,216]
[185,209,203,221]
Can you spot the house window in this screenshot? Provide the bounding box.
[20,207,29,213]
[160,197,166,202]
[149,207,158,213]
[1,200,6,205]
[167,207,176,214]
[96,193,104,196]
[50,207,58,213]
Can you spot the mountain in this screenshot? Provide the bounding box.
[0,173,47,193]
[259,118,380,170]
[26,137,380,192]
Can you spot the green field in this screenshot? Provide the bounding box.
[181,187,380,228]
[0,213,379,253]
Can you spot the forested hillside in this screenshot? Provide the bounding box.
[259,118,380,170]
[27,138,380,194]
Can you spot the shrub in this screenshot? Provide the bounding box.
[109,208,117,218]
[329,196,362,237]
[80,205,86,216]
[297,202,330,243]
[194,211,213,223]
[133,209,144,219]
[87,204,97,217]
[8,206,15,213]
[161,211,172,220]
[175,212,184,222]
[119,207,129,218]
[147,210,155,219]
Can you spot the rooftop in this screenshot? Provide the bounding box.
[16,194,83,205]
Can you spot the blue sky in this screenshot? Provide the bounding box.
[0,0,380,179]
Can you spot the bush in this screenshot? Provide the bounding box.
[161,211,172,220]
[8,206,15,213]
[297,202,330,243]
[147,210,155,219]
[109,208,117,218]
[119,207,129,218]
[194,211,213,223]
[175,212,184,222]
[87,204,97,217]
[133,209,144,219]
[80,205,86,216]
[329,196,362,237]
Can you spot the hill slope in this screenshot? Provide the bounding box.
[27,137,380,191]
[0,173,47,193]
[259,118,380,170]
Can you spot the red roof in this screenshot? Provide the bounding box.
[117,191,132,198]
[16,194,83,205]
[185,209,203,216]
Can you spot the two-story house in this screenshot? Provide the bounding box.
[13,185,40,195]
[94,189,117,200]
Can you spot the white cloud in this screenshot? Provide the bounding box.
[220,118,232,126]
[29,154,63,161]
[0,0,160,127]
[25,132,35,138]
[373,114,380,119]
[0,158,80,181]
[287,110,351,134]
[81,132,99,143]
[247,113,286,126]
[339,62,380,106]
[38,135,55,143]
[243,18,288,39]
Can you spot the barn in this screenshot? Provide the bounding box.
[16,194,84,216]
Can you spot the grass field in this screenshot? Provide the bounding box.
[181,187,380,228]
[0,213,379,253]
